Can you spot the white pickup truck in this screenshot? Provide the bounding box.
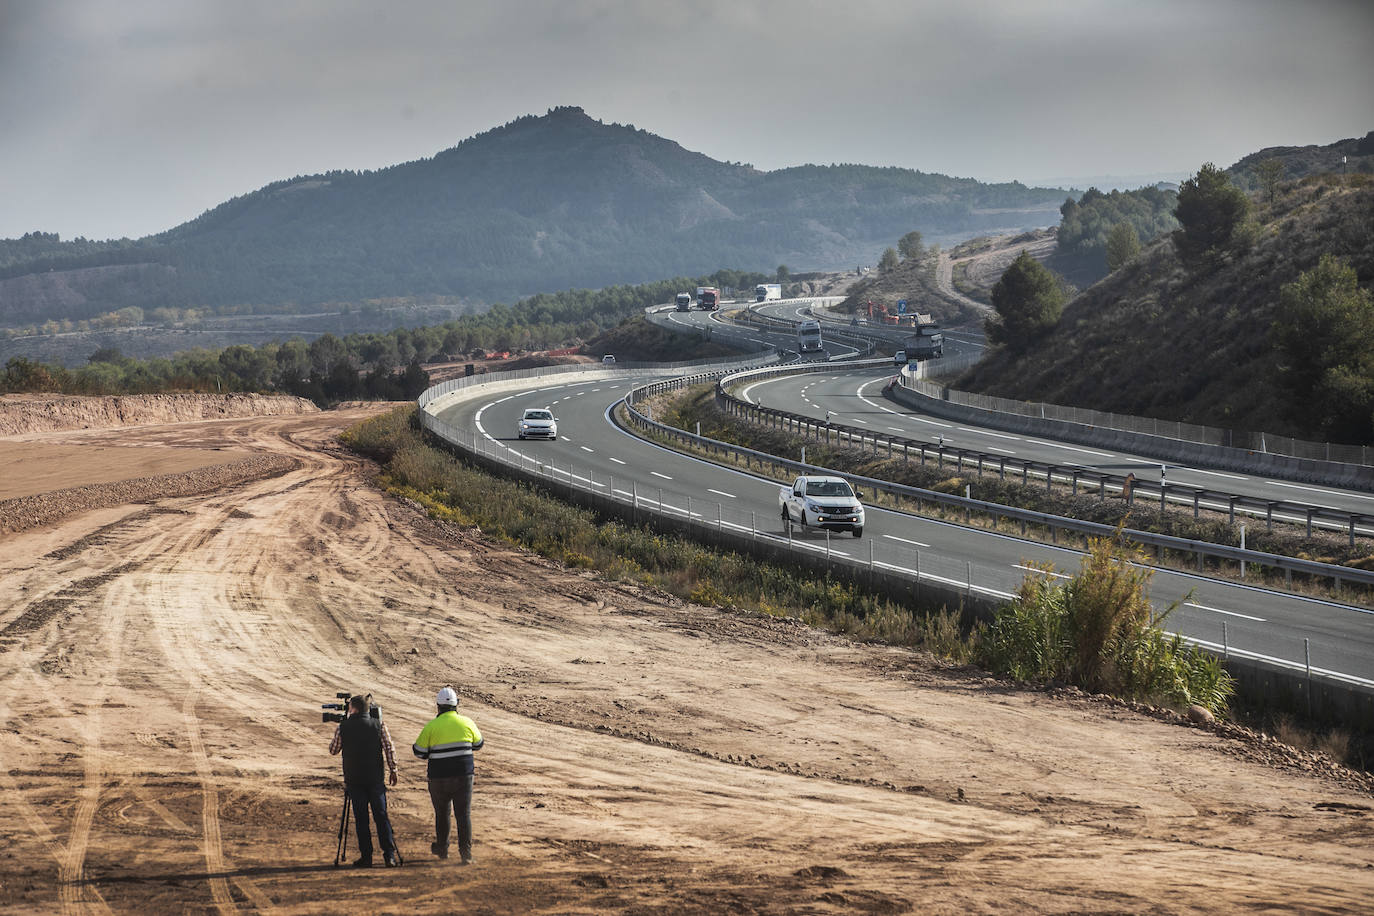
[779,475,865,537]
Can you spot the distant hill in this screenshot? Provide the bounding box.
[957,173,1374,442]
[0,107,1066,325]
[1228,130,1374,190]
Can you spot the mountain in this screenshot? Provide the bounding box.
[957,173,1374,443]
[0,107,1066,324]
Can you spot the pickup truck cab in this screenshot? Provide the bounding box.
[779,475,864,537]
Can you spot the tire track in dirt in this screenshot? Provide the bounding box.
[182,690,241,915]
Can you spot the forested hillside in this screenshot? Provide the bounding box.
[0,107,1065,324]
[959,173,1374,443]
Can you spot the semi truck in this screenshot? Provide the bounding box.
[675,292,692,311]
[755,283,782,302]
[698,287,721,310]
[797,319,823,353]
[905,317,944,360]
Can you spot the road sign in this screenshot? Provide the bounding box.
[897,299,907,315]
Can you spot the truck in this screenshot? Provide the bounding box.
[905,317,944,360]
[779,475,864,538]
[675,292,692,312]
[698,287,721,310]
[797,319,822,353]
[755,283,782,302]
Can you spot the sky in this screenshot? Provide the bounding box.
[2,0,1371,241]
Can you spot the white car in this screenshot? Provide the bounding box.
[517,408,558,440]
[602,354,617,364]
[779,475,865,537]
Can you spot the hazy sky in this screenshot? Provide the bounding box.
[2,0,1371,241]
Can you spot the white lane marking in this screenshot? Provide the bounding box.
[609,457,627,465]
[580,446,594,452]
[886,426,903,432]
[958,427,1019,440]
[1014,564,1071,580]
[910,416,952,428]
[560,436,571,441]
[1023,438,1115,458]
[882,535,930,548]
[651,471,673,480]
[1188,469,1248,481]
[986,446,1016,454]
[1270,482,1374,501]
[851,417,869,424]
[707,488,736,499]
[494,395,513,403]
[1185,601,1265,622]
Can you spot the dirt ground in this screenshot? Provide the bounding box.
[2,402,1373,914]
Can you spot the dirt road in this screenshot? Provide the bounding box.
[2,406,1372,913]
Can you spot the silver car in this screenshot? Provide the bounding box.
[517,408,558,440]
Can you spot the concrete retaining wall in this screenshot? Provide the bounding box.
[889,379,1374,492]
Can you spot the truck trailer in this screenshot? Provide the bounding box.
[755,283,782,302]
[698,287,721,310]
[904,318,944,360]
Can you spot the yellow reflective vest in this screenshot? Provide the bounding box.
[413,710,483,778]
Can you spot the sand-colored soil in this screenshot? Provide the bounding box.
[1,402,1372,914]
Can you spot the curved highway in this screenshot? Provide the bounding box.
[662,301,1374,531]
[432,369,1374,687]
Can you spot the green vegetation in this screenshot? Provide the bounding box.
[878,247,899,273]
[984,536,1234,714]
[1272,255,1374,442]
[987,252,1066,350]
[898,230,924,261]
[1105,221,1142,273]
[1171,163,1251,268]
[1054,186,1177,283]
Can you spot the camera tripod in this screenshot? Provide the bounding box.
[334,788,404,867]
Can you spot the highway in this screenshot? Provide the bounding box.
[661,300,1374,532]
[431,368,1374,687]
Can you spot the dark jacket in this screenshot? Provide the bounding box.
[339,714,385,786]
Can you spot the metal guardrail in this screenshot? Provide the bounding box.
[716,364,1374,546]
[672,363,1374,592]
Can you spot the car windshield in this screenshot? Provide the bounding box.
[524,410,552,420]
[806,480,853,498]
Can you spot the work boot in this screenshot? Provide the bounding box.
[460,853,473,866]
[384,852,401,867]
[351,857,372,868]
[431,841,448,860]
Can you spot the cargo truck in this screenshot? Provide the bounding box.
[905,317,944,360]
[675,292,692,311]
[797,319,823,353]
[698,287,721,310]
[755,283,782,302]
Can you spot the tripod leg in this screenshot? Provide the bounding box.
[335,791,351,866]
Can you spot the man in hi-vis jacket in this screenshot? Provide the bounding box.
[413,686,483,864]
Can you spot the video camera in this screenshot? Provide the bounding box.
[321,691,382,724]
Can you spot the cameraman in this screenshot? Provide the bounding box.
[328,695,400,867]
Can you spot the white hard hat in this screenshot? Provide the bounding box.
[435,686,459,707]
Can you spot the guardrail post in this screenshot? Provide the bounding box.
[1194,491,1200,519]
[1196,549,1203,572]
[999,457,1006,481]
[1159,483,1167,510]
[1222,621,1228,659]
[717,503,722,531]
[1022,463,1029,485]
[1046,466,1053,492]
[1305,507,1312,538]
[966,560,972,601]
[1351,516,1357,548]
[1099,477,1106,500]
[1305,638,1312,718]
[1071,470,1078,495]
[751,510,756,540]
[914,549,921,604]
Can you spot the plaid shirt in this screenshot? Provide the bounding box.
[329,716,398,773]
